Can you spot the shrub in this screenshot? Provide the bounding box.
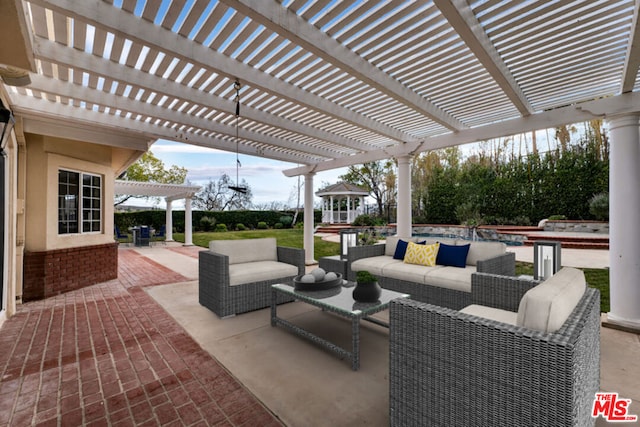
[279,215,293,228]
[257,221,268,229]
[356,271,377,284]
[274,222,283,229]
[199,216,216,232]
[548,215,567,221]
[455,202,483,226]
[589,192,609,221]
[215,223,227,232]
[236,223,246,231]
[352,214,375,226]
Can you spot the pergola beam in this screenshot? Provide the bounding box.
[30,0,412,144]
[433,0,535,116]
[25,73,340,160]
[32,38,376,154]
[220,0,468,132]
[283,92,640,176]
[621,0,640,93]
[12,96,316,165]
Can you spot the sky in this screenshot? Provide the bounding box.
[128,139,350,209]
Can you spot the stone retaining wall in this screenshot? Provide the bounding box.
[543,220,609,234]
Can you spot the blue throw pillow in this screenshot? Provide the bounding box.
[393,239,410,259]
[436,243,470,268]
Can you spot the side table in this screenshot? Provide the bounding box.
[319,255,347,279]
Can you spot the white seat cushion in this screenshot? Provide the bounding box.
[351,256,399,277]
[210,238,277,264]
[460,304,518,325]
[424,265,477,292]
[229,261,298,286]
[381,261,440,284]
[517,267,586,333]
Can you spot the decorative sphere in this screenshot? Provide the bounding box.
[300,274,316,283]
[310,268,326,282]
[324,272,337,281]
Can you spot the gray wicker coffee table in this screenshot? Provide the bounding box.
[271,284,409,370]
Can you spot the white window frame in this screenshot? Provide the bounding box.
[58,169,102,235]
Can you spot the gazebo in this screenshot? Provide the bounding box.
[316,182,369,224]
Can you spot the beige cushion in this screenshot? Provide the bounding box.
[517,267,586,333]
[229,261,298,286]
[209,238,277,265]
[465,241,506,266]
[351,256,399,277]
[384,236,416,257]
[424,265,477,292]
[381,261,440,284]
[460,304,518,325]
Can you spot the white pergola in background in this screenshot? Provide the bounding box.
[1,0,639,329]
[114,180,201,245]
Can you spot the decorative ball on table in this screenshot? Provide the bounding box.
[293,268,342,291]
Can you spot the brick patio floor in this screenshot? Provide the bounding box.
[0,247,283,427]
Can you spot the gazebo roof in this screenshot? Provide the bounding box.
[316,182,369,197]
[1,1,639,175]
[114,180,201,202]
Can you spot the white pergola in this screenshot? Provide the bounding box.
[114,180,201,245]
[2,0,640,329]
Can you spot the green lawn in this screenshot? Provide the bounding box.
[171,231,610,313]
[172,229,340,259]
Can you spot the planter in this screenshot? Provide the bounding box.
[352,281,382,303]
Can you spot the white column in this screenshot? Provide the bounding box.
[329,195,334,224]
[347,195,351,223]
[165,199,174,242]
[304,173,315,265]
[184,197,193,246]
[396,155,412,237]
[607,114,640,329]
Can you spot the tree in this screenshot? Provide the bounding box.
[193,173,253,211]
[115,151,188,206]
[340,160,395,216]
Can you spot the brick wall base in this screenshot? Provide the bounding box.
[23,243,118,301]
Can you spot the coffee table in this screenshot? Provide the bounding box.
[271,284,409,370]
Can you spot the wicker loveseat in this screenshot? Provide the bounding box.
[389,267,601,427]
[348,236,515,309]
[199,238,305,317]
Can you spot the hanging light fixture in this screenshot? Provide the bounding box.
[228,78,247,194]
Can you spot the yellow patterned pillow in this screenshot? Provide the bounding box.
[403,242,439,266]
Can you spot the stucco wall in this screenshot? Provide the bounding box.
[24,134,116,252]
[20,134,141,301]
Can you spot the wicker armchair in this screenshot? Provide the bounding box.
[389,272,601,427]
[199,238,305,317]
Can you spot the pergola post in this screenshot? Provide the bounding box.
[304,172,315,265]
[607,114,640,330]
[184,197,193,246]
[165,198,174,242]
[396,155,412,237]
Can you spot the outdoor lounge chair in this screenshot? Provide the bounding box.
[114,225,131,244]
[199,238,305,317]
[389,269,600,427]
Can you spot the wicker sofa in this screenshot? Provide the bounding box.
[347,236,515,309]
[389,267,601,427]
[199,238,305,317]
